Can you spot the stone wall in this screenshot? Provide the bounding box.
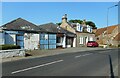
[0,49,25,58]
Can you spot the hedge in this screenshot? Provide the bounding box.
[0,44,20,50]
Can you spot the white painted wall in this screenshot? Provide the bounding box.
[89,37,93,41]
[67,45,71,48]
[62,35,66,48]
[79,37,84,44]
[24,33,39,50]
[73,37,76,47]
[86,36,89,44]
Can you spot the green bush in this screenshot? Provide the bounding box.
[0,44,20,50]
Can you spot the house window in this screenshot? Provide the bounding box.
[79,37,83,44]
[57,37,61,43]
[80,25,83,32]
[66,38,72,45]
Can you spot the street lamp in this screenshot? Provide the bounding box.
[106,4,118,48]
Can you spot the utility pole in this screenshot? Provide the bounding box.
[106,4,118,48]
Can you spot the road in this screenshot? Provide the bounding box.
[2,48,119,77]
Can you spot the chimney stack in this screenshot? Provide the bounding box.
[82,19,86,26]
[62,14,67,23]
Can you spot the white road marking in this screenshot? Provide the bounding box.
[75,55,82,58]
[11,60,63,74]
[75,53,92,58]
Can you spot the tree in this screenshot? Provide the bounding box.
[56,19,97,29]
[69,20,97,29]
[69,19,83,24]
[56,23,61,26]
[86,21,97,29]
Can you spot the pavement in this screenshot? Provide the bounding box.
[1,47,107,63]
[2,48,119,76]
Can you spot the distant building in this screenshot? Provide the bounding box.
[60,14,96,47]
[1,18,41,49]
[60,14,76,33]
[95,24,120,46]
[38,23,76,48]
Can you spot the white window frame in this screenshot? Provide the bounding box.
[79,37,83,44]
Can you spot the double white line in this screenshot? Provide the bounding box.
[12,60,63,74]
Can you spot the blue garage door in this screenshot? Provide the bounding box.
[16,35,24,49]
[40,33,56,50]
[48,34,56,49]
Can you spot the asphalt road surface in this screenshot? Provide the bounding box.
[2,48,119,77]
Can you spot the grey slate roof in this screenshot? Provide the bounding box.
[39,23,65,33]
[1,18,42,31]
[38,23,76,37]
[1,18,76,37]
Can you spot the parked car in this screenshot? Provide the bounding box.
[87,41,99,47]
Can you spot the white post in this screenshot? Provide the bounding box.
[73,37,76,47]
[107,4,118,48]
[62,34,66,48]
[86,37,88,44]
